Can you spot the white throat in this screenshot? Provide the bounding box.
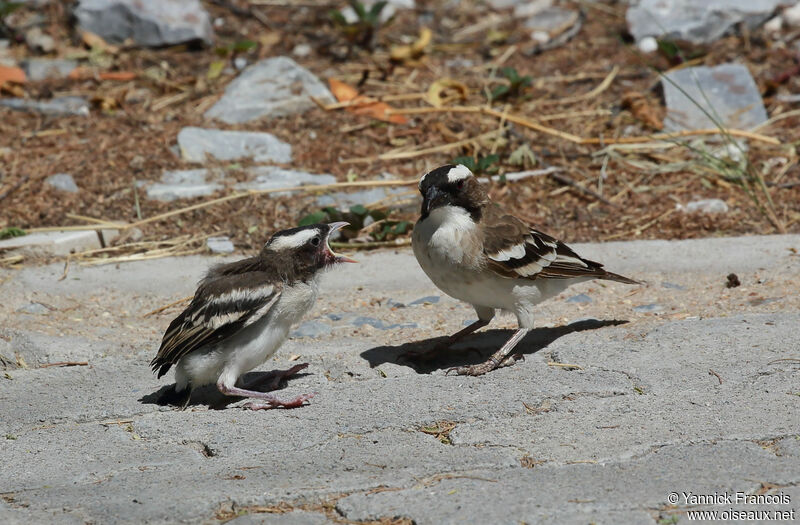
[415,205,478,265]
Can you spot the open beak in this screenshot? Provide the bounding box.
[326,222,358,264]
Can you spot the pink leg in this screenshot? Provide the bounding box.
[217,364,315,410]
[241,363,309,391]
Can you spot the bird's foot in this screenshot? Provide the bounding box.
[445,353,523,376]
[242,392,316,410]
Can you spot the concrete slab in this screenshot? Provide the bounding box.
[0,234,798,523]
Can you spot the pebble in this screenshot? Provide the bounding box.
[351,316,417,330]
[45,173,79,193]
[0,97,90,117]
[408,296,440,306]
[235,166,336,194]
[206,236,234,254]
[17,303,50,315]
[661,282,687,291]
[22,58,78,81]
[177,127,292,164]
[637,36,658,53]
[633,303,664,313]
[566,293,592,304]
[681,199,729,214]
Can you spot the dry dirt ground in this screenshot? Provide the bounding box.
[1,0,799,261]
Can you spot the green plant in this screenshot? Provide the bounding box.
[298,204,410,243]
[453,154,499,175]
[488,67,532,102]
[329,1,388,51]
[0,226,25,240]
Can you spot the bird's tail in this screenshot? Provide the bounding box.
[601,270,640,285]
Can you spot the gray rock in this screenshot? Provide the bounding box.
[22,58,78,81]
[0,97,89,117]
[233,57,247,70]
[661,281,687,290]
[16,303,50,315]
[205,56,334,124]
[235,166,336,194]
[292,43,312,57]
[145,169,221,202]
[633,303,664,313]
[683,198,730,214]
[661,63,767,132]
[351,316,417,330]
[0,230,118,257]
[74,0,213,47]
[316,187,409,210]
[408,296,440,306]
[45,173,79,193]
[206,236,234,254]
[291,320,333,339]
[627,0,786,44]
[566,293,592,303]
[177,127,292,164]
[523,6,578,43]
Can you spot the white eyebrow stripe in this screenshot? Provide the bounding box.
[270,229,318,250]
[446,164,473,183]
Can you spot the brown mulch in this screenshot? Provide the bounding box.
[1,0,799,257]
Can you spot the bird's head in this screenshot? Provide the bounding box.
[264,222,356,272]
[418,164,488,221]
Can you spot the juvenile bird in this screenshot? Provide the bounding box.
[151,222,355,409]
[412,164,638,376]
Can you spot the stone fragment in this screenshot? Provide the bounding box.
[633,303,664,313]
[204,56,334,124]
[235,167,336,194]
[408,296,440,306]
[45,173,79,193]
[22,58,78,81]
[627,0,786,44]
[522,6,579,43]
[661,64,767,131]
[24,27,55,53]
[0,230,118,257]
[16,303,50,315]
[74,0,213,47]
[177,127,292,164]
[682,199,730,214]
[206,236,234,254]
[145,169,221,202]
[566,293,592,304]
[0,97,90,117]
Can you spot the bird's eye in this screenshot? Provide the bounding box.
[311,237,320,246]
[456,180,465,189]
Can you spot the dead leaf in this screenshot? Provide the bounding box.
[0,65,26,88]
[99,71,137,81]
[390,27,432,63]
[81,31,119,54]
[328,78,408,125]
[426,78,469,107]
[621,91,663,130]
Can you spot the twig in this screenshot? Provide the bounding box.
[551,172,615,206]
[603,208,676,240]
[342,129,505,164]
[58,256,70,281]
[39,361,89,368]
[536,66,619,106]
[143,295,194,318]
[0,175,29,203]
[708,369,723,384]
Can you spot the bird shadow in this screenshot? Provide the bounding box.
[360,319,628,374]
[138,369,311,410]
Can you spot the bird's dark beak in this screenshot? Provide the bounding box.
[422,186,448,216]
[325,222,357,264]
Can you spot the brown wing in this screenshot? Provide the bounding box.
[482,208,637,284]
[150,259,282,378]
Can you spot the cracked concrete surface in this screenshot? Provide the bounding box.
[1,235,799,524]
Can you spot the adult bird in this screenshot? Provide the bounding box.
[411,164,638,376]
[151,222,355,409]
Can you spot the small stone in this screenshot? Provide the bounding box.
[0,230,118,257]
[523,6,578,41]
[444,57,475,69]
[637,36,658,53]
[681,199,729,214]
[661,282,687,290]
[292,43,312,57]
[352,316,387,329]
[17,303,50,315]
[233,57,247,70]
[206,236,234,254]
[45,173,79,193]
[661,64,767,131]
[24,27,55,53]
[408,296,440,306]
[145,169,221,202]
[386,298,406,308]
[633,303,663,313]
[236,166,336,194]
[22,58,78,81]
[205,56,334,124]
[74,0,214,47]
[0,97,90,117]
[566,293,592,304]
[291,320,332,338]
[177,127,292,164]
